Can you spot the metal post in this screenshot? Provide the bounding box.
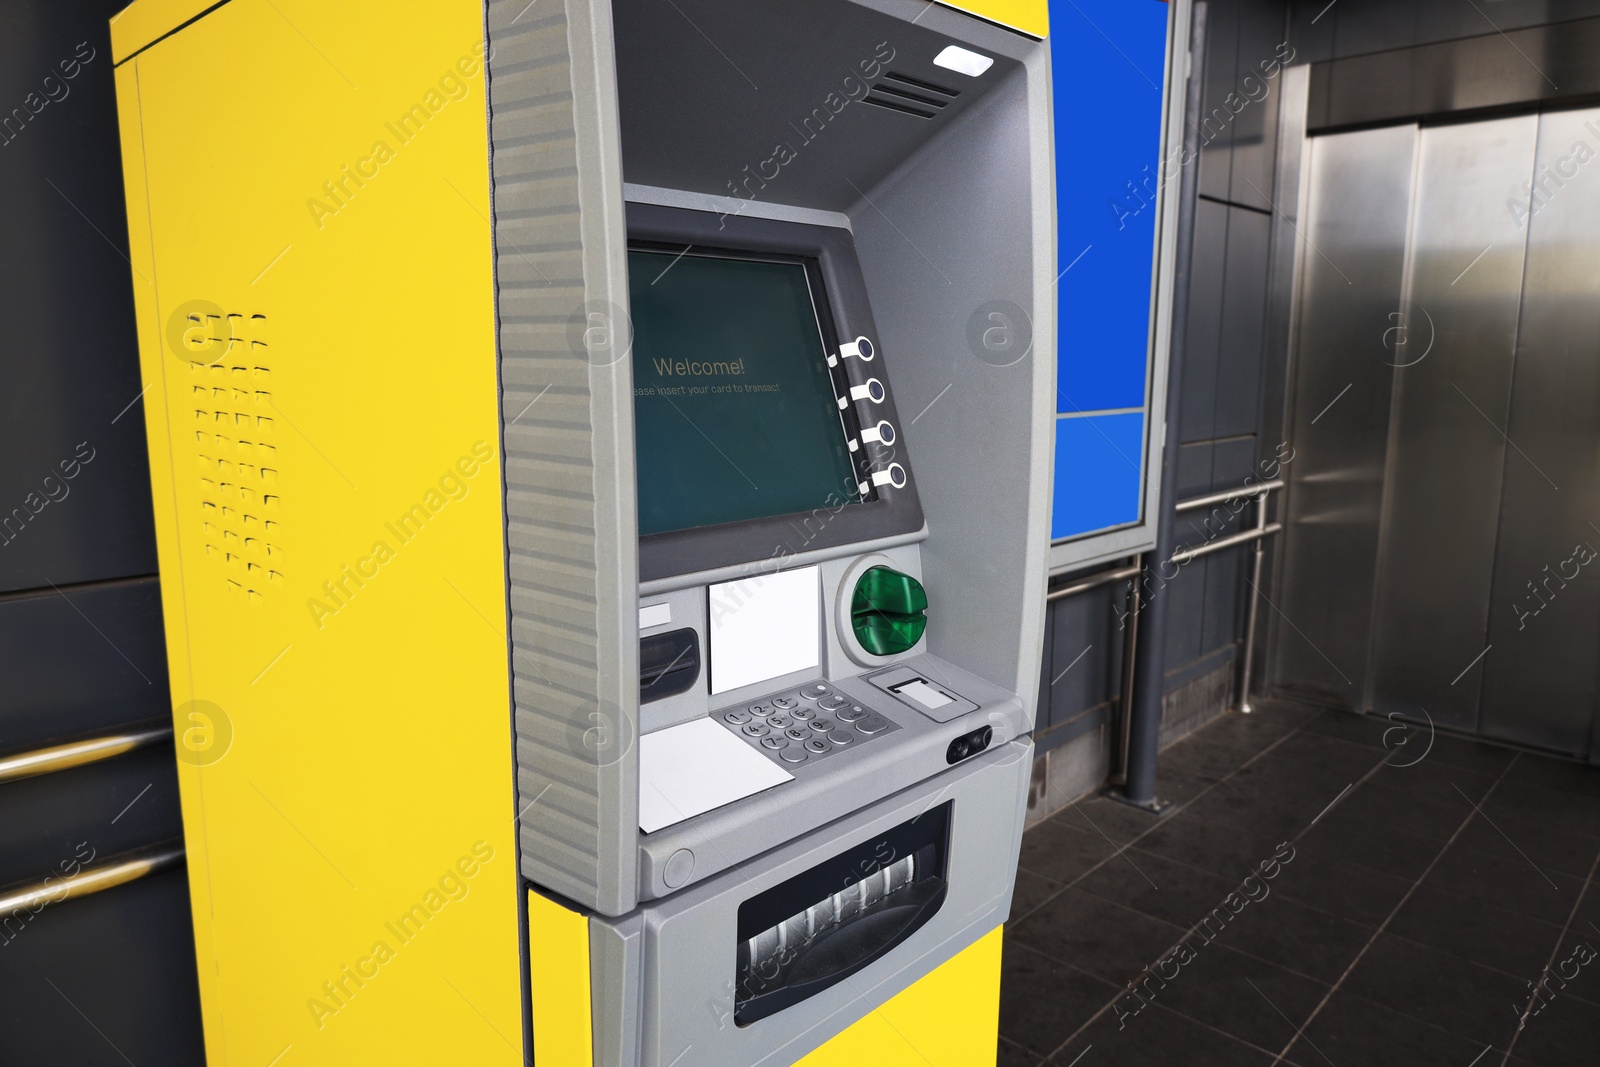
[1111,553,1142,786]
[1238,491,1269,714]
[1110,0,1200,812]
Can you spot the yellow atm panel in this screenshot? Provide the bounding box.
[114,1,520,1063]
[113,1,1055,1064]
[943,0,1049,38]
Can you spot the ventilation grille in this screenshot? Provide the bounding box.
[187,314,284,604]
[862,71,959,119]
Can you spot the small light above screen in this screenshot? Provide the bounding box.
[933,45,993,77]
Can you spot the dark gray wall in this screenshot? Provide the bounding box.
[0,3,204,1063]
[1289,0,1600,63]
[1164,0,1286,699]
[1034,580,1130,753]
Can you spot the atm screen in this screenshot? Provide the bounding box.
[628,249,862,537]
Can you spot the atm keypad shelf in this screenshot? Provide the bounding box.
[717,682,901,766]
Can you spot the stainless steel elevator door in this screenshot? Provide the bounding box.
[1368,115,1538,732]
[1274,107,1600,760]
[1274,124,1417,707]
[1480,108,1600,756]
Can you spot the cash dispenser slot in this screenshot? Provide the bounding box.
[733,802,951,1025]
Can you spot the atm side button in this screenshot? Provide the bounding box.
[779,748,808,763]
[854,714,891,734]
[663,848,696,889]
[827,731,854,746]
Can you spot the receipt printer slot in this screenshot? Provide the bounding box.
[733,802,952,1025]
[868,666,979,723]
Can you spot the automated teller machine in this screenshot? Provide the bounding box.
[111,0,1052,1064]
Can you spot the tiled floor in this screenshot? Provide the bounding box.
[999,700,1600,1066]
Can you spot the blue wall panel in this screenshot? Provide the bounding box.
[1051,0,1170,414]
[1051,412,1146,538]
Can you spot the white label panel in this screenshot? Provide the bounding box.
[638,717,792,833]
[707,565,820,694]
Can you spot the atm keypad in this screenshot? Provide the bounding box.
[716,683,900,766]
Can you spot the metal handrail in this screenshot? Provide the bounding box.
[1045,479,1286,602]
[1173,478,1284,513]
[1043,477,1288,793]
[1170,522,1284,565]
[1046,562,1142,602]
[0,844,184,917]
[0,726,172,785]
[1170,479,1284,715]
